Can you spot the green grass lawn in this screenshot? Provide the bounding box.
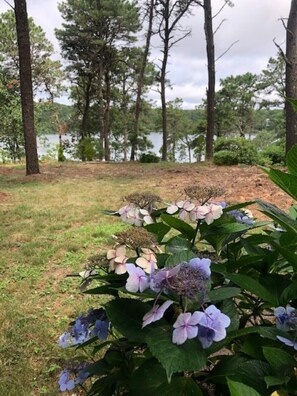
[0,166,137,395]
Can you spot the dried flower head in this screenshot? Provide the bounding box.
[86,254,109,268]
[114,228,157,250]
[123,192,160,210]
[184,185,225,203]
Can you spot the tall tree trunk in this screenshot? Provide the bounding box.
[14,0,40,175]
[130,0,155,161]
[98,64,105,160]
[103,71,111,161]
[285,0,297,153]
[204,0,215,161]
[81,75,92,139]
[160,2,170,161]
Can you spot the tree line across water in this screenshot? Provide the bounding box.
[0,1,295,172]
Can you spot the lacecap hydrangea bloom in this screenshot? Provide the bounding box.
[172,305,230,348]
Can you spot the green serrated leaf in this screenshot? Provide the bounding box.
[225,273,277,305]
[220,298,240,332]
[129,358,169,396]
[224,201,256,212]
[145,222,171,243]
[146,325,207,381]
[208,287,241,302]
[165,250,196,267]
[156,376,203,395]
[257,200,297,235]
[287,140,297,175]
[280,280,297,305]
[227,378,261,396]
[263,346,297,370]
[266,168,297,201]
[161,213,195,241]
[166,235,192,254]
[264,375,288,387]
[105,299,151,343]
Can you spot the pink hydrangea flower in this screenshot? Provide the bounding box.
[142,300,174,328]
[107,245,127,274]
[167,200,195,220]
[118,204,143,226]
[204,203,223,225]
[189,205,210,222]
[136,248,158,273]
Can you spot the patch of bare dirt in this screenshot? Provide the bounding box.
[0,161,293,214]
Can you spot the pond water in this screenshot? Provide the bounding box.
[37,132,196,162]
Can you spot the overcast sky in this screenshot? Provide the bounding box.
[0,0,291,108]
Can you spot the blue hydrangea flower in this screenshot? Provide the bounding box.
[92,319,109,340]
[277,336,297,350]
[194,305,231,349]
[72,317,90,344]
[75,362,91,385]
[58,369,75,392]
[58,308,108,348]
[229,209,254,225]
[274,306,297,331]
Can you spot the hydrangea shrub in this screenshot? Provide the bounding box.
[57,146,297,395]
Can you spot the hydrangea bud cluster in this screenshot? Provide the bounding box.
[274,306,297,350]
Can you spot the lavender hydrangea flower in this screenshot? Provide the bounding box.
[142,300,174,328]
[149,264,181,293]
[195,305,231,349]
[274,306,297,331]
[149,258,211,301]
[188,258,211,279]
[125,263,150,293]
[172,312,200,345]
[58,369,75,392]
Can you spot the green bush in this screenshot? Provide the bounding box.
[213,150,238,165]
[214,137,258,165]
[75,138,96,161]
[262,144,285,165]
[139,152,160,163]
[57,145,66,162]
